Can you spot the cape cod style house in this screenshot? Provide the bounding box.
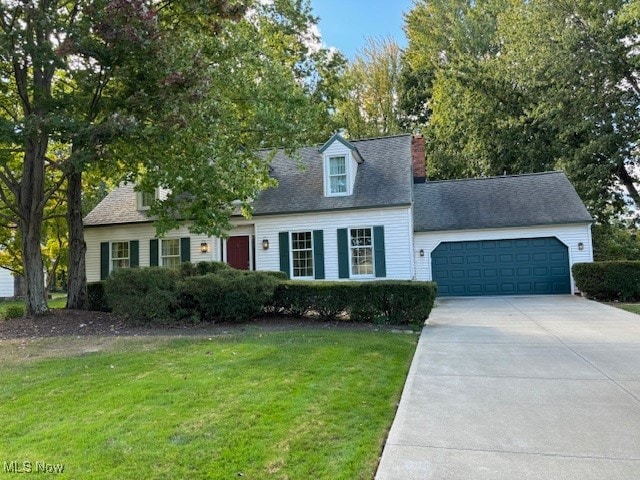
[84,133,594,296]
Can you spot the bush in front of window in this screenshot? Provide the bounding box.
[271,281,437,326]
[104,267,180,324]
[87,282,111,312]
[179,261,233,277]
[572,261,640,301]
[177,270,280,323]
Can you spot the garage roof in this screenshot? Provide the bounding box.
[413,171,593,232]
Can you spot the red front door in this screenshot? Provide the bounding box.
[227,236,250,270]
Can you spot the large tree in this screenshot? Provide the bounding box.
[0,0,343,314]
[403,0,640,222]
[335,36,404,139]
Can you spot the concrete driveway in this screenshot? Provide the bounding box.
[376,296,640,480]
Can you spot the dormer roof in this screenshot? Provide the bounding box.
[318,133,364,163]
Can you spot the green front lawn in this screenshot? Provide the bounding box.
[0,329,417,479]
[616,303,640,315]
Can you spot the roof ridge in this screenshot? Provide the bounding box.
[422,171,566,185]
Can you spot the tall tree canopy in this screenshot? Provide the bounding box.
[403,0,640,223]
[0,0,344,314]
[335,36,404,139]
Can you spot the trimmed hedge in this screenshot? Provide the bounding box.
[272,280,437,326]
[104,267,180,324]
[573,261,640,301]
[0,304,24,320]
[178,270,280,323]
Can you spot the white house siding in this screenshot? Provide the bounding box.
[84,223,214,283]
[414,223,593,293]
[0,268,14,297]
[253,206,414,280]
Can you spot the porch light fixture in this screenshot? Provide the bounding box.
[419,249,425,257]
[578,242,584,251]
[262,239,269,250]
[200,242,209,253]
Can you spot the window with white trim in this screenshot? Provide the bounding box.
[111,241,130,270]
[137,189,158,210]
[161,238,181,268]
[349,228,373,276]
[328,155,347,195]
[291,231,313,278]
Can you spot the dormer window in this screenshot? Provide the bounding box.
[328,156,348,194]
[137,189,158,210]
[320,133,364,198]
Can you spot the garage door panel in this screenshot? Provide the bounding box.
[431,237,571,296]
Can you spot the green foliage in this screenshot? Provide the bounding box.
[179,261,232,278]
[592,224,640,261]
[177,270,280,323]
[272,281,437,326]
[0,304,24,321]
[572,262,640,301]
[104,268,179,325]
[87,282,110,312]
[403,0,640,222]
[335,37,405,139]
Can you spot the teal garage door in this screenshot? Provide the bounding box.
[431,237,571,296]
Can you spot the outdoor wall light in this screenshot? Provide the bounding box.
[578,242,584,251]
[200,242,209,253]
[262,239,269,250]
[419,249,425,257]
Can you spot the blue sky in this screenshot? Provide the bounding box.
[309,0,415,59]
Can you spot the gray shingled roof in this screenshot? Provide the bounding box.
[413,172,593,232]
[252,134,412,215]
[84,182,150,226]
[84,134,414,226]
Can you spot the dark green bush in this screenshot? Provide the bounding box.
[179,261,232,278]
[178,270,280,322]
[573,261,640,301]
[272,280,437,326]
[104,267,179,324]
[87,282,110,312]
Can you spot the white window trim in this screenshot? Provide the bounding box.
[136,188,159,211]
[160,238,181,268]
[324,153,351,197]
[348,227,375,278]
[111,241,130,272]
[289,231,314,279]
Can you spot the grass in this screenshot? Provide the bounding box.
[615,303,640,315]
[0,293,66,319]
[0,328,417,479]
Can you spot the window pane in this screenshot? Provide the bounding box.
[329,156,346,175]
[161,239,180,268]
[330,176,347,193]
[350,228,373,275]
[291,231,313,278]
[142,191,155,208]
[111,242,130,271]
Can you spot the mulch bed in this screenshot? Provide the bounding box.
[0,309,395,341]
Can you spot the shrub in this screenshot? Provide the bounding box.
[87,282,110,312]
[179,261,232,278]
[178,270,280,322]
[272,280,437,326]
[104,267,179,324]
[0,304,24,320]
[573,261,640,301]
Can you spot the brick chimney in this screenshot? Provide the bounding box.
[412,133,426,183]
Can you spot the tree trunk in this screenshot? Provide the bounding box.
[20,140,49,316]
[617,163,640,211]
[66,168,88,309]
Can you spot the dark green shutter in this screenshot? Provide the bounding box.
[150,239,159,266]
[130,241,139,268]
[373,226,386,278]
[180,237,191,262]
[279,232,290,278]
[100,242,109,280]
[337,228,349,279]
[313,230,325,279]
